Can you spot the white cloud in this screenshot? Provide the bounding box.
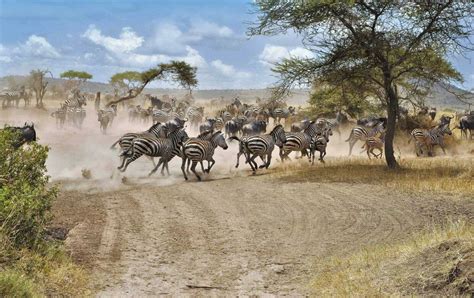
[259,44,314,65]
[20,35,60,58]
[147,20,237,54]
[189,20,233,39]
[0,44,12,62]
[82,25,144,54]
[211,59,250,79]
[83,52,95,60]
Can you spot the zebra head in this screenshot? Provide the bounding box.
[211,131,228,150]
[270,124,286,146]
[440,123,452,136]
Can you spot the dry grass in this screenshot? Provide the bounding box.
[274,156,474,196]
[310,219,474,296]
[0,244,90,297]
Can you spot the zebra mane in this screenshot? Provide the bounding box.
[197,130,213,139]
[147,122,161,132]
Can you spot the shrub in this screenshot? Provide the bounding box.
[0,129,57,248]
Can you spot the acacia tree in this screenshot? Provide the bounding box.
[250,0,472,168]
[59,70,93,91]
[107,61,197,107]
[29,69,52,108]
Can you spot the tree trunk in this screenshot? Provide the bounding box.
[384,80,399,169]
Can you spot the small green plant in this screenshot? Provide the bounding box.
[0,129,57,248]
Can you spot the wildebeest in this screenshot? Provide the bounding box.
[2,122,37,148]
[225,116,247,138]
[199,118,217,134]
[458,114,474,140]
[357,116,387,128]
[291,119,311,132]
[242,120,267,136]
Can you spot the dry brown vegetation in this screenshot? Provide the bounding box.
[310,219,473,296]
[274,157,474,196]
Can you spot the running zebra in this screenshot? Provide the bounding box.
[345,122,385,156]
[279,121,321,162]
[181,131,228,181]
[110,122,167,152]
[360,135,384,159]
[230,124,286,173]
[118,129,189,174]
[409,123,452,156]
[309,128,332,164]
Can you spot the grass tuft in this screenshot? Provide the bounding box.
[310,219,474,296]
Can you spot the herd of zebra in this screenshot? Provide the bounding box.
[50,91,88,129]
[109,113,365,180]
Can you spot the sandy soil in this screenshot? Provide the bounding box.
[2,104,472,296]
[51,176,471,296]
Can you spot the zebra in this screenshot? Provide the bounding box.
[360,135,385,159]
[110,122,167,152]
[409,123,452,156]
[152,109,170,124]
[181,131,228,181]
[345,122,385,156]
[230,124,286,173]
[309,128,333,164]
[51,105,67,129]
[186,106,204,129]
[271,106,295,123]
[279,121,321,162]
[119,128,189,174]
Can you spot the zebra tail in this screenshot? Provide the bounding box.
[344,131,353,142]
[121,140,135,157]
[110,139,120,149]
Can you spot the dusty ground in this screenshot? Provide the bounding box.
[2,104,473,296]
[51,175,472,296]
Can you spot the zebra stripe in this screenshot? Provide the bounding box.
[231,125,286,171]
[181,131,228,181]
[118,129,188,174]
[410,123,452,156]
[111,122,166,152]
[280,121,320,161]
[346,123,385,156]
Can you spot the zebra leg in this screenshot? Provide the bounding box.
[200,162,206,173]
[207,158,216,173]
[190,161,201,181]
[265,153,272,169]
[149,158,164,176]
[120,154,141,172]
[147,156,156,167]
[186,158,192,173]
[320,151,325,163]
[348,139,356,156]
[181,157,188,180]
[249,154,258,173]
[258,156,267,168]
[235,150,242,168]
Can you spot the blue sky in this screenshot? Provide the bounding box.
[1,0,473,90]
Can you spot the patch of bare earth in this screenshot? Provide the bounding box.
[51,172,473,296]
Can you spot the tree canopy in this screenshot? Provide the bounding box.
[106,60,198,106]
[59,70,93,81]
[250,0,473,168]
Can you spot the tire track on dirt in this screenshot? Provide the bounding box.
[55,174,470,296]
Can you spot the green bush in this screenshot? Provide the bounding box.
[0,129,57,249]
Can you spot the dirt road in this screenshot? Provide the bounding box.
[52,173,471,296]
